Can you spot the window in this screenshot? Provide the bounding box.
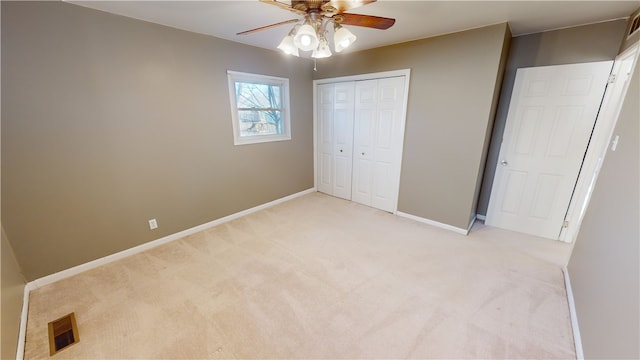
[227,71,291,145]
[628,13,640,38]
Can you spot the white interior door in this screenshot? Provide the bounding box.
[486,61,612,240]
[317,82,355,200]
[560,47,639,242]
[352,76,406,212]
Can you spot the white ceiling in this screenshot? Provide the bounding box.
[69,0,640,56]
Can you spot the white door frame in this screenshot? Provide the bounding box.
[313,69,411,214]
[560,44,640,243]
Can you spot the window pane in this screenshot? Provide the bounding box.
[238,110,282,137]
[235,82,282,109]
[227,71,290,145]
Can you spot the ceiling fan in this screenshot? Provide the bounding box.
[237,0,396,58]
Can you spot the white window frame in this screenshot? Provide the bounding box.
[227,70,291,145]
[628,12,640,39]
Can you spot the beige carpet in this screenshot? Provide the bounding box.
[24,193,576,359]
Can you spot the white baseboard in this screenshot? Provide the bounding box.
[467,215,477,233]
[16,188,316,359]
[396,211,472,235]
[563,266,584,359]
[28,188,315,290]
[476,214,486,221]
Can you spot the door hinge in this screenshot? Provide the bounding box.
[608,74,616,84]
[563,220,569,228]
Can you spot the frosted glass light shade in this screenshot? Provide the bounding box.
[277,35,299,56]
[293,23,319,51]
[334,25,356,52]
[312,39,332,58]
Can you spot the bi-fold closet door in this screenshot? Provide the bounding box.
[318,82,355,200]
[317,76,406,213]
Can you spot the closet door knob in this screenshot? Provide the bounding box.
[362,152,365,156]
[339,149,343,153]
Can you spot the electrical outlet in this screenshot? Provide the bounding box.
[148,219,158,230]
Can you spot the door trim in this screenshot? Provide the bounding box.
[559,44,640,243]
[313,69,411,214]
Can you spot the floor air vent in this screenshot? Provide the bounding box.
[48,312,79,355]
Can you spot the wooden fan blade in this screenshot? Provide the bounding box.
[339,13,395,30]
[237,19,299,35]
[260,0,307,16]
[328,0,377,13]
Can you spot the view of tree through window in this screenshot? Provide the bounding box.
[235,81,283,136]
[227,71,291,145]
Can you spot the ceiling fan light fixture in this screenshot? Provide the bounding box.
[237,0,396,59]
[293,22,319,51]
[312,38,332,58]
[277,34,299,56]
[333,23,357,52]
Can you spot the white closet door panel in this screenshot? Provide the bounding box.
[371,77,406,212]
[317,82,355,200]
[352,80,377,206]
[353,77,406,212]
[320,152,332,190]
[317,84,334,195]
[355,158,373,199]
[332,82,355,199]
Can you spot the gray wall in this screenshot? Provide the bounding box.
[2,1,314,280]
[1,227,25,360]
[568,53,639,359]
[314,23,511,230]
[477,19,628,215]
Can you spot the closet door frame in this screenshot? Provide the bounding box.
[313,69,411,214]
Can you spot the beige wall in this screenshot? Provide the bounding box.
[0,5,25,358]
[2,1,314,280]
[1,227,25,360]
[314,23,511,229]
[568,52,639,359]
[477,19,629,215]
